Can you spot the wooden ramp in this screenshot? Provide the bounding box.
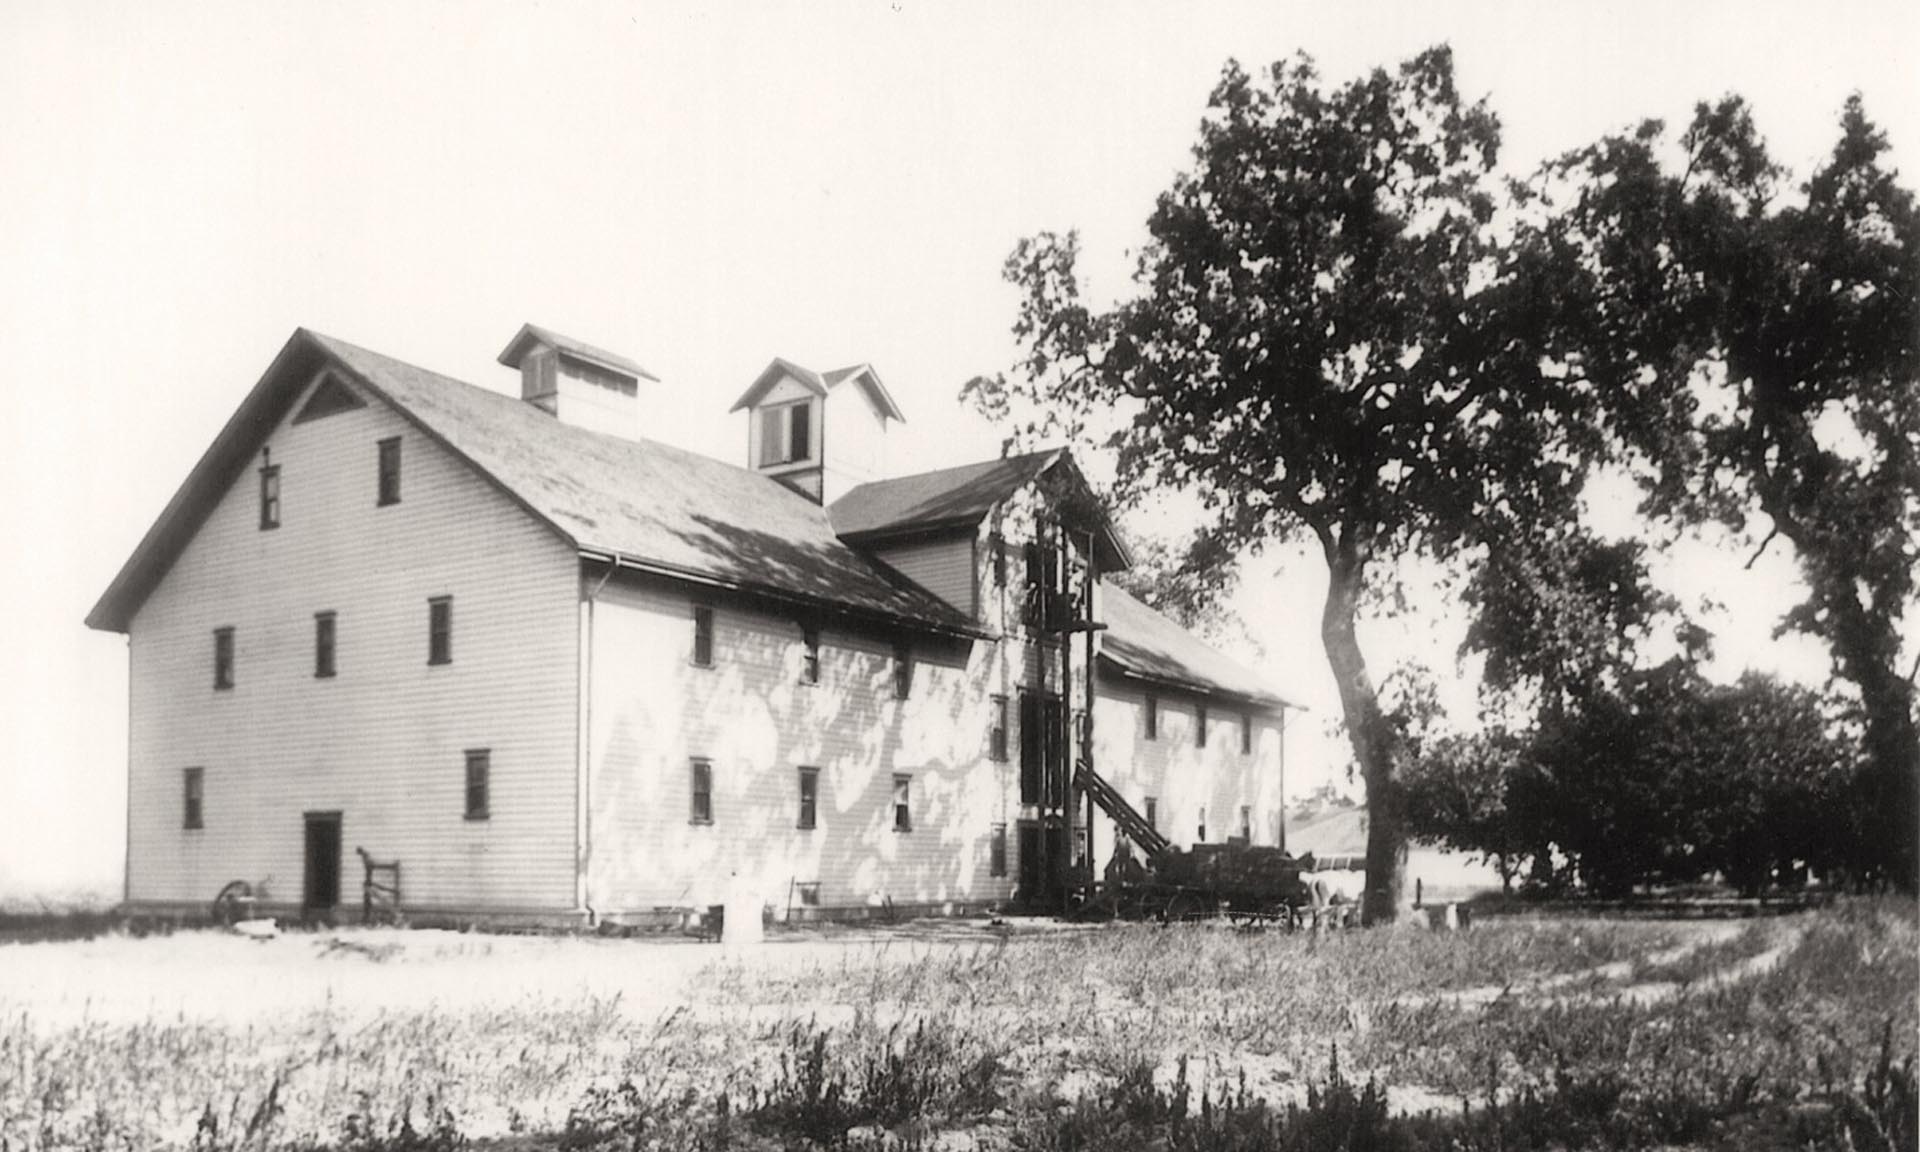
[1074,760,1170,858]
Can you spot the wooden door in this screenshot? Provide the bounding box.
[303,812,342,913]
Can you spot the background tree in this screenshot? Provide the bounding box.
[966,48,1595,922]
[1106,531,1244,644]
[1538,97,1920,890]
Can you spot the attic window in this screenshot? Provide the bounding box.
[377,438,402,506]
[759,401,812,467]
[258,464,280,531]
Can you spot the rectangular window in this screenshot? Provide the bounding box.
[690,758,713,824]
[427,596,452,666]
[213,627,234,691]
[892,642,912,699]
[1018,691,1041,804]
[692,605,714,667]
[990,823,1007,876]
[314,611,336,679]
[1242,711,1253,754]
[991,534,1007,587]
[797,767,819,830]
[801,625,821,684]
[1196,702,1209,748]
[259,464,280,530]
[758,402,813,466]
[796,881,821,907]
[464,749,490,821]
[183,767,204,830]
[892,774,912,832]
[1145,796,1158,831]
[1145,694,1158,740]
[1197,807,1207,843]
[989,695,1009,762]
[1240,805,1253,842]
[377,437,402,506]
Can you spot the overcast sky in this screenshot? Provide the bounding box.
[2,1,1914,898]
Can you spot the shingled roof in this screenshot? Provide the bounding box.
[831,450,1131,571]
[1099,583,1297,711]
[85,330,976,636]
[831,451,1062,537]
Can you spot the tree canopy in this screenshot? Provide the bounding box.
[966,47,1597,921]
[1537,96,1920,890]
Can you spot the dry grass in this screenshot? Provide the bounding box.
[0,900,1912,1150]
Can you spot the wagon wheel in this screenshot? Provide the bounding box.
[1161,890,1209,924]
[210,880,254,926]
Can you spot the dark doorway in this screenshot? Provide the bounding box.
[1016,821,1042,904]
[303,812,342,915]
[1019,692,1042,804]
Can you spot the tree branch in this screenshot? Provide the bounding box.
[1743,524,1780,570]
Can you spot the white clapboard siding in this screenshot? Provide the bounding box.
[872,535,975,618]
[1089,679,1285,866]
[126,373,581,913]
[584,578,1022,914]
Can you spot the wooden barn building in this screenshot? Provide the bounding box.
[87,326,1296,925]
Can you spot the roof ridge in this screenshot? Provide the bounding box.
[848,447,1061,490]
[307,330,820,498]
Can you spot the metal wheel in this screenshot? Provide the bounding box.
[210,880,254,926]
[1161,890,1209,923]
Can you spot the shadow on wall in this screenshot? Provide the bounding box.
[589,568,1000,918]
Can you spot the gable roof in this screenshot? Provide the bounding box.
[831,451,1061,537]
[86,329,976,637]
[495,323,658,381]
[830,450,1131,571]
[729,357,905,422]
[1099,583,1298,711]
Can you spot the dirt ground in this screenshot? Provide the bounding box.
[0,917,1096,1029]
[0,913,1743,1033]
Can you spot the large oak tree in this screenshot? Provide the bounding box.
[966,48,1592,922]
[1540,97,1920,890]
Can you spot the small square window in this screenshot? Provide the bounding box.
[800,625,821,685]
[377,437,402,506]
[690,759,713,824]
[797,766,819,830]
[1196,703,1209,748]
[259,464,280,530]
[989,695,1009,762]
[892,774,912,832]
[314,611,336,679]
[892,642,912,700]
[990,823,1007,877]
[213,627,234,691]
[796,881,821,907]
[465,749,490,821]
[692,605,714,667]
[1145,796,1158,831]
[428,597,452,666]
[183,767,204,830]
[1145,694,1158,741]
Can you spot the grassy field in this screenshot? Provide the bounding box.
[1,900,1913,1150]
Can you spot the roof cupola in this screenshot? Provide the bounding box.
[730,357,903,504]
[498,323,658,440]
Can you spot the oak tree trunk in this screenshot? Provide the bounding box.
[1320,536,1406,923]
